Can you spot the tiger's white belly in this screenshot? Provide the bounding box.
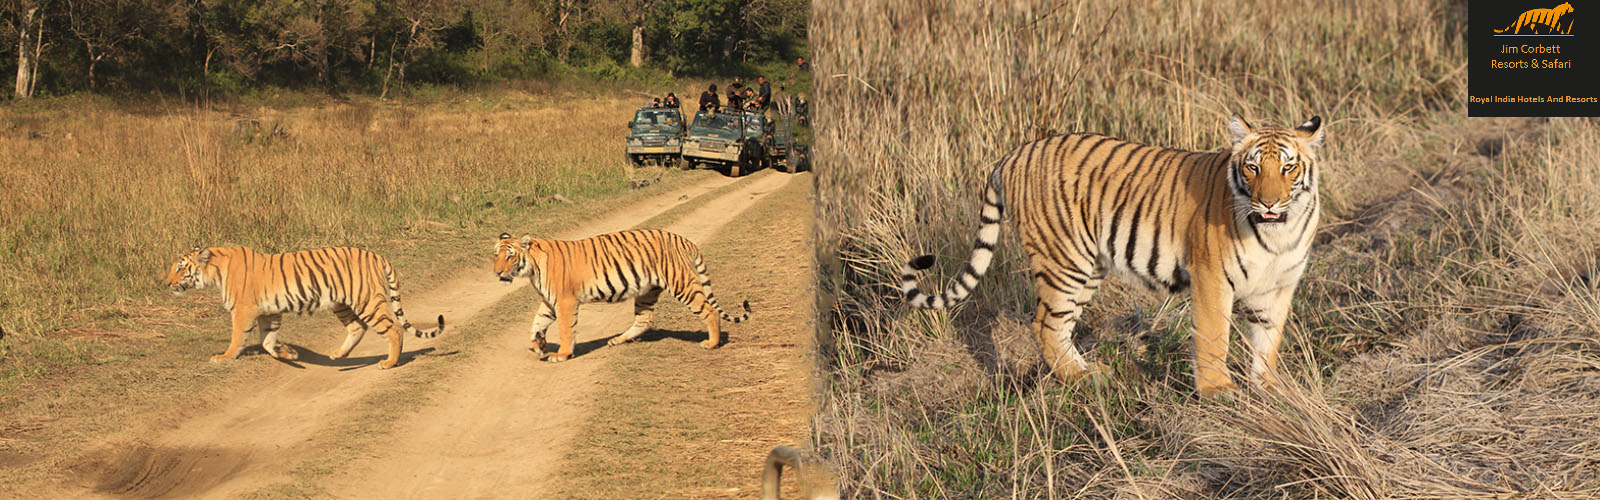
[254,293,342,316]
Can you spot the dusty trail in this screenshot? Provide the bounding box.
[47,170,796,499]
[324,170,795,499]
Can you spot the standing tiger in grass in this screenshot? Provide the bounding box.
[492,229,750,362]
[164,246,444,369]
[901,115,1325,396]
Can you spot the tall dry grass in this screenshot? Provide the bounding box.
[812,0,1600,497]
[0,92,655,389]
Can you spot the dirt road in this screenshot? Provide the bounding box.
[40,169,805,499]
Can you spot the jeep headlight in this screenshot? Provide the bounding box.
[666,137,681,146]
[684,139,698,149]
[628,138,642,146]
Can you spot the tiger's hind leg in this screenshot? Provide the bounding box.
[676,283,723,349]
[329,305,368,360]
[257,314,297,360]
[609,287,662,346]
[1032,265,1109,383]
[357,295,405,369]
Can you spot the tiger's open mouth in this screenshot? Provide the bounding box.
[1252,211,1287,224]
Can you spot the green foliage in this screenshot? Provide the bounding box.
[0,0,808,98]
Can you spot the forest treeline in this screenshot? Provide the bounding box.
[0,0,808,99]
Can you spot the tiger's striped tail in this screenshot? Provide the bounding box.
[692,253,752,323]
[902,166,1006,310]
[382,261,446,339]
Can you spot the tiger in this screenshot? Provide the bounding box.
[492,229,751,362]
[163,246,444,369]
[762,445,842,500]
[1494,2,1573,34]
[900,115,1325,397]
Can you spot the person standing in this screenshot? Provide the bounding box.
[664,93,680,109]
[727,84,745,111]
[757,76,773,111]
[700,85,721,112]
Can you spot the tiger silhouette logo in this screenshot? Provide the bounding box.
[1494,2,1574,35]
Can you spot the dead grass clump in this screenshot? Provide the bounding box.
[812,0,1600,497]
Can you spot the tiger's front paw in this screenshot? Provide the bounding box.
[1049,360,1109,383]
[700,339,720,349]
[1196,380,1241,399]
[546,353,571,363]
[607,336,630,347]
[210,353,237,363]
[378,359,399,370]
[274,345,300,361]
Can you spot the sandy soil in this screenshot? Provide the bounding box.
[37,169,804,499]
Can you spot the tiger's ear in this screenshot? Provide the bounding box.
[198,248,212,264]
[1295,116,1324,149]
[1227,114,1253,145]
[498,232,512,240]
[519,235,534,250]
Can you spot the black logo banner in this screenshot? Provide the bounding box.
[1469,1,1599,116]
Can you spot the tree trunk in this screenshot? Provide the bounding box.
[629,22,644,68]
[556,0,571,62]
[28,6,43,96]
[88,54,100,89]
[379,38,398,99]
[15,6,36,99]
[381,20,418,100]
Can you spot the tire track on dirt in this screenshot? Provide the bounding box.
[320,170,797,499]
[46,172,763,500]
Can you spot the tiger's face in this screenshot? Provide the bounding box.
[492,233,534,283]
[163,247,214,294]
[1227,115,1324,225]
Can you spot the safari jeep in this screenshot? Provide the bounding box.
[626,107,686,167]
[683,110,765,176]
[738,109,773,174]
[770,113,806,173]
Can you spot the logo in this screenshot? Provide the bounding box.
[1493,2,1575,35]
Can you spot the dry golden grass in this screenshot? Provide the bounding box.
[812,0,1600,497]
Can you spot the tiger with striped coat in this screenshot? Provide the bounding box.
[492,229,750,362]
[902,115,1325,396]
[164,246,444,369]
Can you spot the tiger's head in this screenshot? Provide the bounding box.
[164,247,216,294]
[492,233,539,284]
[1226,115,1324,226]
[1557,2,1573,15]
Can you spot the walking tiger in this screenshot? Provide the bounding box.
[164,246,444,369]
[492,229,750,362]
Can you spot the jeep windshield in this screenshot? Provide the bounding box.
[690,112,741,140]
[632,109,682,132]
[742,113,766,137]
